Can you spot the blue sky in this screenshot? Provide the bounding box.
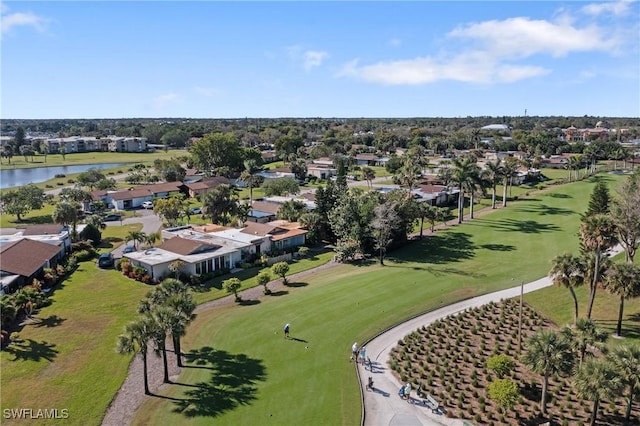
[2,1,639,119]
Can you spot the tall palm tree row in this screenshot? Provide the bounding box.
[118,278,195,393]
[549,253,584,325]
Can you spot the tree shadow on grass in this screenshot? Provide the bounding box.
[285,281,308,288]
[387,232,476,265]
[479,243,516,251]
[593,313,640,340]
[173,346,266,418]
[4,339,58,362]
[546,193,572,199]
[32,314,65,328]
[238,299,260,307]
[513,204,576,216]
[269,290,289,297]
[10,215,54,225]
[470,218,560,234]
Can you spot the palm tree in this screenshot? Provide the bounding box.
[574,359,622,426]
[393,154,421,196]
[502,157,519,202]
[164,293,196,367]
[567,156,581,181]
[117,317,156,395]
[126,230,146,249]
[52,202,78,236]
[604,263,640,337]
[14,287,44,319]
[149,307,173,383]
[522,329,574,416]
[485,159,503,209]
[144,231,160,248]
[564,317,609,366]
[549,253,584,324]
[580,214,618,319]
[451,156,477,224]
[611,175,640,264]
[362,166,376,188]
[608,343,640,424]
[239,159,261,205]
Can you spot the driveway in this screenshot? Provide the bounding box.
[106,209,163,258]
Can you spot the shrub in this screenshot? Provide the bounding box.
[297,246,309,257]
[239,262,252,269]
[487,378,519,410]
[73,249,96,262]
[45,184,53,188]
[487,354,515,378]
[54,174,66,178]
[65,257,78,273]
[67,179,75,184]
[57,182,64,186]
[79,224,102,246]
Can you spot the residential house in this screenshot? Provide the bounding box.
[412,184,457,207]
[107,182,184,210]
[0,239,62,294]
[0,224,72,255]
[261,151,279,164]
[247,200,282,223]
[354,153,384,167]
[307,161,336,180]
[124,235,247,280]
[185,176,231,198]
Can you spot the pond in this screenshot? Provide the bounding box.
[0,163,129,189]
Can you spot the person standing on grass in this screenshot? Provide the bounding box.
[351,342,358,361]
[284,323,290,339]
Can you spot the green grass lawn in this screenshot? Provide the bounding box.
[132,173,632,426]
[0,150,187,170]
[0,260,151,426]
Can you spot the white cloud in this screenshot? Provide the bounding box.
[338,54,549,85]
[340,11,625,86]
[303,50,328,71]
[448,17,617,58]
[286,45,329,70]
[582,0,634,16]
[388,38,401,47]
[1,5,49,34]
[153,93,180,108]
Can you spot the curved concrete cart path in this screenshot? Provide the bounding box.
[358,247,624,426]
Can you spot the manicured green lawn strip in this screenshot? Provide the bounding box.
[0,150,187,170]
[0,263,151,426]
[191,250,335,305]
[133,174,625,425]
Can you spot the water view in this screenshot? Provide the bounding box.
[0,163,129,189]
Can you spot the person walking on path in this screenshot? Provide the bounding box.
[351,342,358,361]
[284,323,290,339]
[359,346,367,365]
[404,382,411,403]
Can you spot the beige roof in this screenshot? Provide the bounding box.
[0,239,60,277]
[19,224,66,236]
[250,201,281,215]
[186,177,230,191]
[110,188,153,201]
[159,237,219,256]
[240,222,277,237]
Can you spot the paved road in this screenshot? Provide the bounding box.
[359,246,625,426]
[106,209,163,258]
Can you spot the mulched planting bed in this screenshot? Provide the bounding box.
[389,299,639,425]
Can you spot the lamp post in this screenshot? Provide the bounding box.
[513,278,525,354]
[518,279,524,354]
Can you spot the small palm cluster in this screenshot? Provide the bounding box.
[116,279,195,394]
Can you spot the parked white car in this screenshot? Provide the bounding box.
[142,201,153,209]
